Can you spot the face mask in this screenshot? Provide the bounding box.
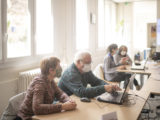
[56,67,62,78]
[82,64,91,73]
[121,51,127,56]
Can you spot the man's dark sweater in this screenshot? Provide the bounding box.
[58,63,107,98]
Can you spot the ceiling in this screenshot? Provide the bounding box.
[112,0,156,3]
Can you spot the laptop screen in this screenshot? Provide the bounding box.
[120,74,136,103]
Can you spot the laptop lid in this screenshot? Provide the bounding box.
[119,74,136,103]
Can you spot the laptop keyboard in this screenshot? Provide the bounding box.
[111,91,119,97]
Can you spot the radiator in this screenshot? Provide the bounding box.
[17,68,40,93]
[17,64,68,93]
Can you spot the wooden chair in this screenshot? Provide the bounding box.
[93,64,120,86]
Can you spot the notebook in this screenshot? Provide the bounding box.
[96,74,136,105]
[131,59,148,70]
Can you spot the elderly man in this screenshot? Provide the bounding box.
[58,51,121,98]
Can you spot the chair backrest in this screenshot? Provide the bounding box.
[0,92,26,120]
[93,64,120,85]
[93,64,105,80]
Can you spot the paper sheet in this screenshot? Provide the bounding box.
[101,111,118,120]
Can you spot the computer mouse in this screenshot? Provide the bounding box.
[80,97,91,102]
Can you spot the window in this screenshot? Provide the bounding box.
[36,0,53,55]
[133,1,156,50]
[0,0,54,67]
[76,0,89,50]
[98,0,105,48]
[7,0,31,58]
[98,0,116,48]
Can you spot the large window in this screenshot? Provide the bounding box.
[76,0,89,50]
[0,0,54,66]
[98,0,116,48]
[7,0,30,58]
[36,0,53,55]
[98,0,105,48]
[133,1,156,51]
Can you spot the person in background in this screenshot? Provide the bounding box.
[114,45,141,90]
[103,44,131,88]
[16,56,77,120]
[114,45,132,66]
[58,51,121,98]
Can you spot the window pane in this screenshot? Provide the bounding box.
[36,0,53,55]
[7,0,31,58]
[98,0,105,48]
[104,1,116,46]
[76,0,89,50]
[98,0,117,48]
[133,1,156,51]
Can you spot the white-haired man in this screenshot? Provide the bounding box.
[58,51,121,98]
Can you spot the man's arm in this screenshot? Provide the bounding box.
[87,71,108,86]
[63,75,106,98]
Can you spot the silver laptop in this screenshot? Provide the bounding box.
[131,59,148,70]
[96,74,136,105]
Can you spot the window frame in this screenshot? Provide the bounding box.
[0,0,54,69]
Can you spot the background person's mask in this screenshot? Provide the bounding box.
[121,51,127,56]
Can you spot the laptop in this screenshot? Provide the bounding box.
[96,74,136,105]
[131,59,148,70]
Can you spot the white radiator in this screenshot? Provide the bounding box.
[17,68,40,93]
[17,64,68,93]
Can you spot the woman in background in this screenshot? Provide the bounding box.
[114,45,140,90]
[114,45,132,66]
[16,56,77,120]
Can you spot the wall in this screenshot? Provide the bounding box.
[0,63,39,116]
